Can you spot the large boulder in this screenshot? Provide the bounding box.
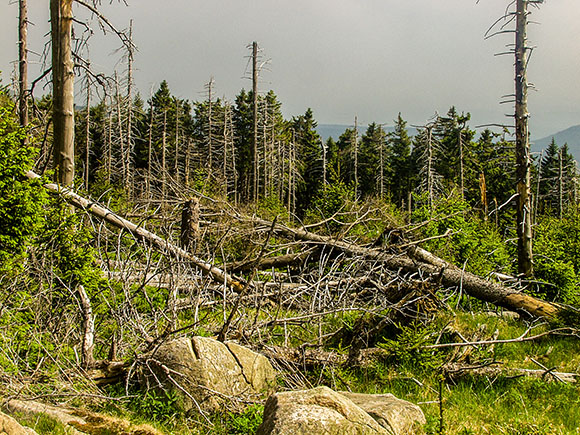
[340,391,426,435]
[0,411,38,435]
[257,386,389,435]
[257,386,426,435]
[140,336,276,413]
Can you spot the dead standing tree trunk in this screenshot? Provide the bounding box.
[180,198,200,251]
[252,41,259,202]
[18,0,28,139]
[51,0,75,186]
[515,0,534,277]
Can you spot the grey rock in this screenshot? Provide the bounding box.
[141,336,276,413]
[257,385,389,435]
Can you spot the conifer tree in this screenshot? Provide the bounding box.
[359,122,385,198]
[388,113,412,207]
[291,108,323,213]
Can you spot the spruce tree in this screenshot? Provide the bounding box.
[388,113,412,207]
[359,123,385,198]
[291,108,323,213]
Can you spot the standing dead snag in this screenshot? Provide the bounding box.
[78,284,95,369]
[18,0,28,138]
[50,0,75,186]
[515,0,534,277]
[180,198,200,251]
[252,41,259,201]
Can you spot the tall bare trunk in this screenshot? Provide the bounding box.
[147,108,153,198]
[51,0,75,186]
[559,149,563,219]
[353,116,358,201]
[126,20,134,197]
[207,77,213,172]
[162,110,167,201]
[107,110,112,183]
[515,0,533,276]
[18,0,28,139]
[175,99,180,183]
[427,126,434,210]
[84,71,91,190]
[252,41,258,201]
[458,129,464,200]
[115,73,126,186]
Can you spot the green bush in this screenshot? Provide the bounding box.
[378,322,444,372]
[305,177,355,232]
[411,192,512,276]
[533,212,580,303]
[0,92,46,272]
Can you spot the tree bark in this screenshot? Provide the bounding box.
[180,198,200,251]
[515,0,533,276]
[84,69,91,190]
[51,0,75,186]
[228,248,320,273]
[78,284,95,369]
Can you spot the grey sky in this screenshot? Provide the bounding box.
[1,0,579,138]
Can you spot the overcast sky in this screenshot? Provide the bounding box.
[1,0,579,138]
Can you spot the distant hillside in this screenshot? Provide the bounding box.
[532,125,580,163]
[316,123,418,142]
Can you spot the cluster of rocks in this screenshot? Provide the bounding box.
[141,336,425,434]
[1,336,425,434]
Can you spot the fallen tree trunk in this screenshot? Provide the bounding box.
[242,216,561,318]
[443,363,578,383]
[26,171,248,293]
[228,247,320,273]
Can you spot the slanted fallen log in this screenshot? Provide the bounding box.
[26,171,247,293]
[241,216,561,319]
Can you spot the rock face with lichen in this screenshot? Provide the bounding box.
[340,391,426,435]
[139,336,277,413]
[257,386,425,435]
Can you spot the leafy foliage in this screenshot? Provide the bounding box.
[0,94,46,271]
[411,193,512,276]
[533,211,580,303]
[378,322,444,372]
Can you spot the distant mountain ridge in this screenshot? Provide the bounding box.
[531,125,580,163]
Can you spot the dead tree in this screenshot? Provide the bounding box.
[18,0,28,139]
[240,215,561,318]
[84,67,91,190]
[180,198,200,251]
[252,41,259,201]
[206,77,214,172]
[515,0,534,276]
[126,20,135,198]
[353,116,359,200]
[50,0,75,185]
[26,171,247,294]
